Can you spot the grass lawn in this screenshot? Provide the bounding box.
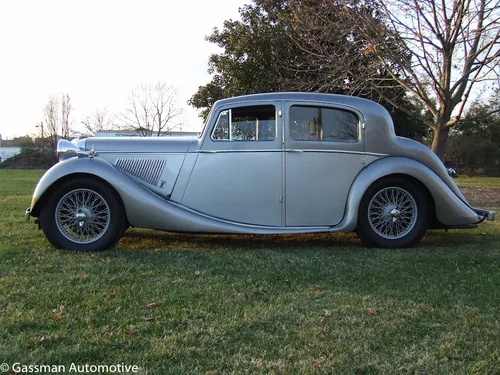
[455,176,500,189]
[1,170,499,374]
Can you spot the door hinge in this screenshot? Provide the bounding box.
[278,110,283,117]
[279,195,283,203]
[361,155,366,165]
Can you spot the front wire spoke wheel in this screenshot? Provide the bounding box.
[55,188,111,244]
[367,187,418,240]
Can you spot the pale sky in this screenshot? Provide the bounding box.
[0,0,245,138]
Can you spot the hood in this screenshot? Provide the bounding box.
[84,136,199,153]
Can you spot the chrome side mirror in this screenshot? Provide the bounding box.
[447,168,457,178]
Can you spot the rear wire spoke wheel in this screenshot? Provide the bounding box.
[368,187,417,240]
[40,178,125,252]
[357,177,430,248]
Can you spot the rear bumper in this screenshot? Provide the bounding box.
[472,208,496,222]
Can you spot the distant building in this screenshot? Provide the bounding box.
[0,135,21,163]
[95,129,199,137]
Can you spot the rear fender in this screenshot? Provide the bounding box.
[339,157,479,231]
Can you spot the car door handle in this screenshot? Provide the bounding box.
[287,149,303,153]
[200,150,218,154]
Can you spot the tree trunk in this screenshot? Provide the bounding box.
[431,125,450,161]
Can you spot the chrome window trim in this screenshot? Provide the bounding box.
[229,109,233,141]
[211,110,230,142]
[210,105,278,142]
[289,104,360,143]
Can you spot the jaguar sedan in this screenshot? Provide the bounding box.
[26,92,495,251]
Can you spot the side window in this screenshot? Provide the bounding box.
[212,111,229,140]
[212,105,276,141]
[289,106,358,142]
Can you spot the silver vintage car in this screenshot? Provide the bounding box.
[26,93,495,251]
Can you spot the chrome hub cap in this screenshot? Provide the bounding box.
[390,208,401,220]
[368,187,417,239]
[55,189,110,244]
[75,211,87,227]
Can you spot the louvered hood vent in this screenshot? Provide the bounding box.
[115,158,166,186]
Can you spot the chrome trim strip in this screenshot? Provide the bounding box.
[95,151,186,155]
[201,149,385,155]
[202,150,282,153]
[365,151,389,157]
[96,149,386,157]
[287,149,387,157]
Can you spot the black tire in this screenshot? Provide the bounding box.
[40,178,126,252]
[356,177,430,248]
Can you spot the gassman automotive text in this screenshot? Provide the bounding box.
[8,363,139,373]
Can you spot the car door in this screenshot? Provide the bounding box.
[181,102,283,226]
[285,102,365,226]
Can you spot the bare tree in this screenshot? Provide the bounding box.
[82,108,113,136]
[285,0,500,159]
[42,93,74,151]
[121,83,153,136]
[120,81,183,136]
[43,95,59,152]
[60,94,72,139]
[150,81,184,136]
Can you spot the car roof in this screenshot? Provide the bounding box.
[215,92,383,112]
[210,92,395,140]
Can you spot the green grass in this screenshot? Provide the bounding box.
[1,170,499,374]
[455,176,500,189]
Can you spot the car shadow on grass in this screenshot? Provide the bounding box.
[117,227,497,253]
[120,229,362,251]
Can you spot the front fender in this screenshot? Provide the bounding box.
[30,157,138,218]
[338,157,480,231]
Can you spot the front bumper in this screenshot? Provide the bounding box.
[473,208,496,222]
